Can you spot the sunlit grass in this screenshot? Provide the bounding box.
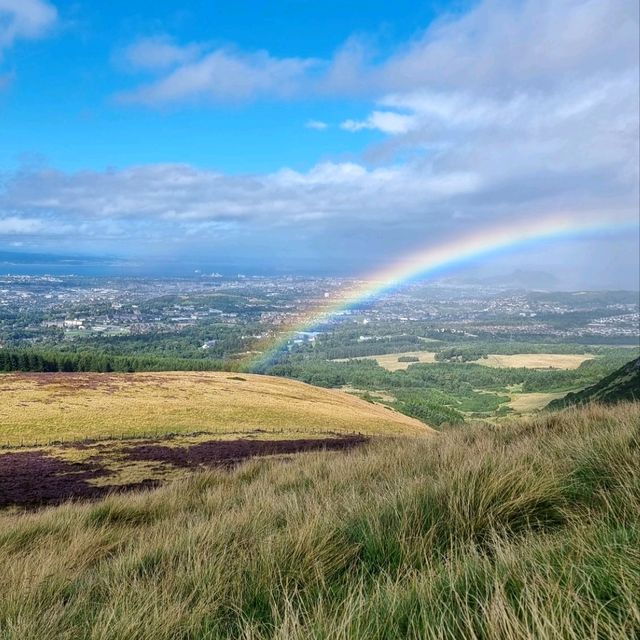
[507,391,567,413]
[333,351,438,371]
[0,403,638,638]
[0,372,429,446]
[474,353,595,369]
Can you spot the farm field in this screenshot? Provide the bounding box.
[333,351,594,372]
[0,372,429,447]
[507,391,567,413]
[334,351,437,371]
[472,353,594,369]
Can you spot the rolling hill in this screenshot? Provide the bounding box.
[0,371,431,446]
[0,371,431,508]
[546,356,639,410]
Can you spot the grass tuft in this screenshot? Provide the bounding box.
[0,402,638,638]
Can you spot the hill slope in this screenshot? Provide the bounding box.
[0,403,637,638]
[546,356,639,410]
[0,371,430,446]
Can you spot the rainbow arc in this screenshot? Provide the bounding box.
[246,214,636,371]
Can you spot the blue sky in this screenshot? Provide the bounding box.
[0,0,638,286]
[1,0,458,173]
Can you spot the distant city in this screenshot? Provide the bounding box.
[1,276,637,358]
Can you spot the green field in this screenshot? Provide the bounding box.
[272,346,640,424]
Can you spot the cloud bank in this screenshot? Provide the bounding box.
[117,1,637,106]
[118,44,318,104]
[1,0,638,283]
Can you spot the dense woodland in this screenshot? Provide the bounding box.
[0,348,227,374]
[267,348,637,424]
[1,331,637,426]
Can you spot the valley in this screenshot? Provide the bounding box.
[2,276,638,427]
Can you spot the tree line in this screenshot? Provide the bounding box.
[0,348,230,373]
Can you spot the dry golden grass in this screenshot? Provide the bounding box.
[334,351,437,371]
[507,391,568,413]
[474,353,594,369]
[0,403,638,639]
[0,372,430,446]
[334,352,593,371]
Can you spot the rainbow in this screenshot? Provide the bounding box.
[246,214,636,371]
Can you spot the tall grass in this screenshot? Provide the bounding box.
[0,403,638,639]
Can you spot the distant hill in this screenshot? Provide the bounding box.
[444,269,559,289]
[546,356,640,410]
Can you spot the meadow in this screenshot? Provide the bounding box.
[0,372,427,446]
[0,403,637,639]
[472,353,594,369]
[274,347,639,424]
[334,351,438,371]
[335,351,593,372]
[506,391,567,413]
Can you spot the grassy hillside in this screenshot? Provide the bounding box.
[0,372,428,446]
[0,403,638,639]
[547,356,640,410]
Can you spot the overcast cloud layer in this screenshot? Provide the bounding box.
[0,0,638,284]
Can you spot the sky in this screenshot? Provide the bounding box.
[0,0,638,287]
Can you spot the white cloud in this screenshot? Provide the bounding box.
[6,0,638,236]
[341,0,638,97]
[113,0,639,224]
[341,111,417,134]
[118,1,637,107]
[118,48,318,104]
[121,37,203,71]
[2,157,635,285]
[305,119,329,130]
[0,0,57,56]
[330,1,638,243]
[1,0,636,283]
[1,161,481,227]
[0,215,46,234]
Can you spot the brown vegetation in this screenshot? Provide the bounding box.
[0,371,429,446]
[0,403,637,638]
